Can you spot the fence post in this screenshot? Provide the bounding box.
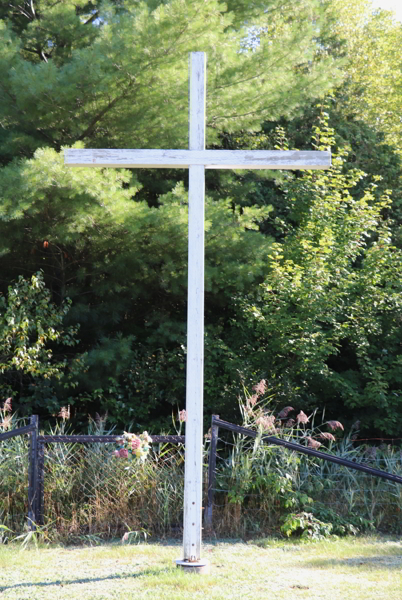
[204,415,219,530]
[27,415,39,531]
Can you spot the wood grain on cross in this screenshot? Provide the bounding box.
[65,52,331,569]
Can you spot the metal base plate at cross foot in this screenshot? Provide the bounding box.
[175,559,210,574]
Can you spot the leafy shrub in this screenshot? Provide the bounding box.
[0,271,79,414]
[280,511,333,540]
[308,503,374,536]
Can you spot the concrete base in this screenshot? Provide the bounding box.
[175,559,210,574]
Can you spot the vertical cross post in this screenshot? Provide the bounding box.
[182,52,206,565]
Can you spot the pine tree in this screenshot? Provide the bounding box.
[0,0,344,425]
[0,0,342,160]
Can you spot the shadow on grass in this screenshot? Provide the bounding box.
[0,566,172,593]
[306,555,402,570]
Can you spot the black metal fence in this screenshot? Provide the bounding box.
[3,414,402,533]
[0,415,38,529]
[35,429,185,527]
[204,415,402,528]
[1,416,185,530]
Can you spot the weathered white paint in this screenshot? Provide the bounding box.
[189,52,206,152]
[182,52,206,563]
[64,51,332,569]
[64,148,331,170]
[183,165,205,562]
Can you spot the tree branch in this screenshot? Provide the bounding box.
[84,11,99,25]
[76,82,135,142]
[12,3,33,20]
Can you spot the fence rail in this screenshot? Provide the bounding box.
[0,423,36,443]
[204,415,402,528]
[1,416,186,529]
[38,434,185,444]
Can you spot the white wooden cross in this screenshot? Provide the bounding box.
[65,52,330,571]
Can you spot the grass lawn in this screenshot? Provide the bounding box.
[0,536,401,600]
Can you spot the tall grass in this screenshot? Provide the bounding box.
[1,390,402,542]
[39,417,187,542]
[212,382,402,537]
[0,410,30,537]
[0,412,187,543]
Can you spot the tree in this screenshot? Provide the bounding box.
[238,118,402,435]
[0,0,342,163]
[0,145,273,425]
[0,271,79,413]
[0,0,345,425]
[325,0,402,156]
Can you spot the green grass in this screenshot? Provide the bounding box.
[1,536,401,599]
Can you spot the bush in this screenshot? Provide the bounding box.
[280,511,333,540]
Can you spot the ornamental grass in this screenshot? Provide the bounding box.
[1,390,402,544]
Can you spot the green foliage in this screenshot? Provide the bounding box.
[0,272,79,409]
[238,116,402,434]
[0,144,274,423]
[0,0,342,162]
[280,511,333,540]
[308,502,374,536]
[1,402,401,540]
[0,0,402,434]
[269,100,402,248]
[11,521,53,549]
[0,0,345,423]
[216,389,337,533]
[212,388,402,537]
[1,413,187,541]
[0,411,29,536]
[331,4,402,156]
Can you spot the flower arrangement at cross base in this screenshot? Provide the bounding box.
[114,431,153,462]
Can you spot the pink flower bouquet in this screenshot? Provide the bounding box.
[114,431,153,462]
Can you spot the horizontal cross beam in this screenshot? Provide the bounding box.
[65,148,331,170]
